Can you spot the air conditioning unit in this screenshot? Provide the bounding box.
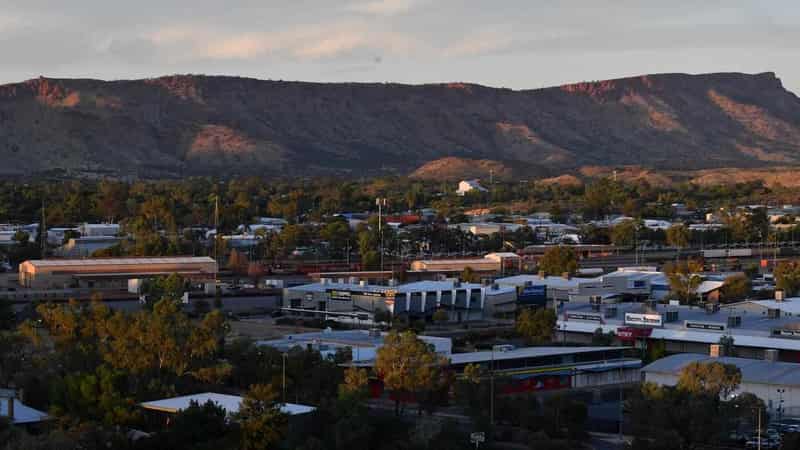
[665,310,679,323]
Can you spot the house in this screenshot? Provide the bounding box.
[456,180,488,196]
[0,389,49,426]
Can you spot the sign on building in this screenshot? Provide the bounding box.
[624,313,662,327]
[684,321,726,331]
[566,312,603,322]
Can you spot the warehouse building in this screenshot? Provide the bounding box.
[643,353,800,417]
[258,329,452,363]
[283,279,517,322]
[409,252,521,277]
[19,256,218,289]
[556,295,800,361]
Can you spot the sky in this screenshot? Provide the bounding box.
[2,0,800,93]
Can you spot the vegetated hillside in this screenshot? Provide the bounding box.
[0,71,799,178]
[409,157,549,181]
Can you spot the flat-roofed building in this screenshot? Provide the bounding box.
[409,252,520,277]
[283,278,518,322]
[19,256,218,289]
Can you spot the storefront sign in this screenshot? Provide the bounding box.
[624,313,663,327]
[566,312,603,322]
[684,321,725,332]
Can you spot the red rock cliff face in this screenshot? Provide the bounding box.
[0,71,798,178]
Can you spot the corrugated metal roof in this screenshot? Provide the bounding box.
[25,256,216,267]
[139,392,314,416]
[449,346,624,365]
[643,354,800,386]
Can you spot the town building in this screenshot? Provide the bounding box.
[409,252,521,277]
[643,353,800,417]
[557,295,800,361]
[258,329,452,363]
[140,393,315,417]
[53,236,121,257]
[0,389,49,426]
[18,256,218,289]
[283,279,518,322]
[456,179,488,196]
[79,223,121,237]
[449,345,641,393]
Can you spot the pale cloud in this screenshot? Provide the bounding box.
[344,0,421,16]
[444,29,515,57]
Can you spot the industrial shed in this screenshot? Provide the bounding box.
[19,257,218,289]
[643,354,800,417]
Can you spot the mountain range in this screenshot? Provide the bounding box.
[1,71,799,179]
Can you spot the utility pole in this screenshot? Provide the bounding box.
[282,352,288,404]
[757,406,762,450]
[490,346,495,426]
[376,198,387,271]
[40,199,46,259]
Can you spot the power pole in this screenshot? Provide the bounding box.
[376,198,387,272]
[40,199,46,259]
[490,347,495,426]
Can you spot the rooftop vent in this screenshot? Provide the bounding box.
[765,349,779,362]
[776,289,786,302]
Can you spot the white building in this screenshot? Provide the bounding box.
[79,223,120,237]
[456,179,488,196]
[140,392,314,417]
[283,279,518,321]
[643,354,800,417]
[258,329,452,363]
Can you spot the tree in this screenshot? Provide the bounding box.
[720,274,751,302]
[0,299,14,331]
[516,308,556,344]
[590,327,615,346]
[677,361,742,399]
[462,363,483,385]
[611,220,637,247]
[432,308,449,323]
[776,261,800,296]
[374,331,445,415]
[460,266,479,283]
[538,246,578,276]
[666,224,689,260]
[339,367,370,400]
[664,259,704,304]
[238,384,288,450]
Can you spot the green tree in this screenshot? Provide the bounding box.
[666,224,689,260]
[720,274,751,302]
[538,246,578,276]
[516,308,556,344]
[339,367,370,400]
[664,259,704,304]
[776,261,800,296]
[611,220,637,247]
[238,384,288,450]
[460,266,479,283]
[677,361,741,399]
[375,331,445,415]
[432,308,449,323]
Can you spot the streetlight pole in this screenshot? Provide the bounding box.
[490,346,495,426]
[282,352,288,404]
[376,198,387,272]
